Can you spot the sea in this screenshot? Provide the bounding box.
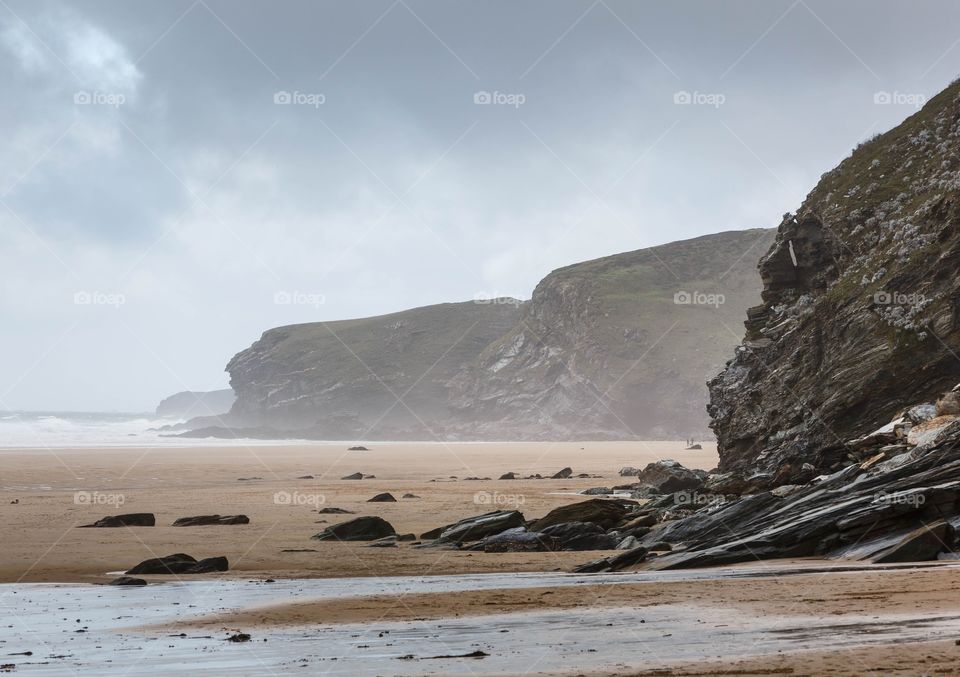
[0,411,288,448]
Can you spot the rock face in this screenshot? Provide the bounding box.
[201,229,771,442]
[224,301,523,438]
[449,229,774,440]
[156,389,234,418]
[709,81,960,482]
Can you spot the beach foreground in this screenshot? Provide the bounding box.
[3,442,959,675]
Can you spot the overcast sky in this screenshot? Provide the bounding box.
[2,0,958,412]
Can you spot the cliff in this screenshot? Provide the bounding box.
[709,79,960,484]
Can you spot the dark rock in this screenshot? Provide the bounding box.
[419,526,444,540]
[633,460,706,493]
[341,472,364,480]
[108,576,147,586]
[186,556,229,573]
[437,510,525,543]
[685,443,703,450]
[80,513,155,528]
[317,507,355,514]
[172,515,249,526]
[397,533,416,541]
[296,475,314,479]
[468,527,560,552]
[366,536,398,548]
[572,545,648,573]
[551,467,573,479]
[126,553,196,575]
[871,520,954,563]
[226,633,251,642]
[580,487,612,495]
[401,493,419,499]
[367,493,397,503]
[531,499,632,531]
[498,472,517,480]
[539,521,620,549]
[348,446,369,451]
[312,516,396,541]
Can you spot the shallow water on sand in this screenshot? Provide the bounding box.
[3,565,960,675]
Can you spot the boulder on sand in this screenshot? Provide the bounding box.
[126,553,229,575]
[531,499,632,531]
[172,515,249,526]
[312,516,396,541]
[108,576,147,586]
[341,472,364,480]
[551,467,573,479]
[436,510,525,543]
[80,513,155,528]
[367,493,397,503]
[469,527,561,553]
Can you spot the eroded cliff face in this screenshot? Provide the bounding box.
[709,80,960,484]
[449,229,775,439]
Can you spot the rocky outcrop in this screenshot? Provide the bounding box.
[197,229,771,442]
[126,554,229,575]
[171,515,249,526]
[709,81,960,483]
[156,389,234,418]
[449,229,775,440]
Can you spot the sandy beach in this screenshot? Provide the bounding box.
[0,440,716,582]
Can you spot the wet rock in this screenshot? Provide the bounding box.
[469,527,560,552]
[80,513,155,528]
[226,633,251,642]
[871,520,954,563]
[531,499,632,531]
[551,467,573,479]
[125,553,228,574]
[312,516,396,541]
[572,545,648,573]
[172,515,249,526]
[367,493,397,502]
[108,576,147,586]
[538,521,617,550]
[437,510,525,543]
[187,556,229,573]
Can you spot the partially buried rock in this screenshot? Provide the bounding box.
[572,545,649,573]
[368,492,397,502]
[172,515,249,527]
[126,553,229,575]
[348,446,369,451]
[551,467,573,479]
[317,507,355,514]
[498,472,517,480]
[341,472,364,480]
[80,513,155,528]
[108,576,147,586]
[401,493,419,499]
[366,535,398,548]
[437,510,525,543]
[312,516,396,541]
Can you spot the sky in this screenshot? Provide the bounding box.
[1,0,959,412]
